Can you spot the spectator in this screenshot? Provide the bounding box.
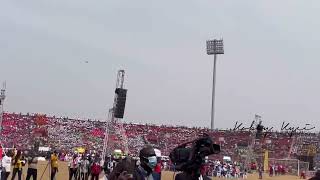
[69,154,79,180]
[258,164,263,179]
[80,155,90,180]
[1,150,12,180]
[26,152,38,180]
[269,165,273,177]
[51,151,59,180]
[301,170,306,179]
[90,159,101,180]
[11,150,23,180]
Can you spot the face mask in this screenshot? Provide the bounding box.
[147,156,157,169]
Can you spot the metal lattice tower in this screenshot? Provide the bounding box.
[102,108,113,162]
[244,115,262,170]
[288,135,297,158]
[102,70,129,162]
[0,82,6,145]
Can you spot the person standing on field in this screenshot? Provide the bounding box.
[51,151,59,180]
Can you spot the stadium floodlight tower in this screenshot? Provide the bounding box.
[206,39,224,130]
[102,70,129,162]
[0,82,6,151]
[0,82,6,134]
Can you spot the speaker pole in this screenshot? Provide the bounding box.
[102,70,129,163]
[102,108,113,163]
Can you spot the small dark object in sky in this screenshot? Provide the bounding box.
[85,61,89,63]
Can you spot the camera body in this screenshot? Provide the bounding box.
[170,134,220,172]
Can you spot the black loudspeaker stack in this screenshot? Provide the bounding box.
[114,88,127,118]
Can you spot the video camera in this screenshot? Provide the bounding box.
[169,134,220,172]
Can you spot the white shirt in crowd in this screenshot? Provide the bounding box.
[2,155,12,172]
[69,157,81,169]
[66,156,72,167]
[80,159,90,173]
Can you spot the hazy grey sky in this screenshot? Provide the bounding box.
[1,0,320,130]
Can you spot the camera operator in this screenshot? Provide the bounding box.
[170,135,220,180]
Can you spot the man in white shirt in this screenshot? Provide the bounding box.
[69,154,79,180]
[1,151,12,180]
[80,156,90,180]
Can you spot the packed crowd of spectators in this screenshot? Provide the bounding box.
[1,112,319,161]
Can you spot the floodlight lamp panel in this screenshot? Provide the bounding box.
[206,39,224,55]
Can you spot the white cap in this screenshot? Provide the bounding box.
[154,149,161,157]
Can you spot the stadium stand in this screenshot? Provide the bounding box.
[1,112,318,163]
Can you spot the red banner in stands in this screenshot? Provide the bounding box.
[2,120,17,126]
[35,115,48,126]
[91,128,104,137]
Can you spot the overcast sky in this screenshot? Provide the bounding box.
[1,0,320,131]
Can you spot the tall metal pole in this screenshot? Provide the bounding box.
[207,38,224,130]
[0,99,3,133]
[0,82,6,165]
[211,54,217,130]
[0,82,6,136]
[297,159,300,177]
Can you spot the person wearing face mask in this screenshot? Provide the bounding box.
[136,145,159,180]
[109,145,160,180]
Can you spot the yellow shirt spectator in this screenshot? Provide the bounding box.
[51,154,58,168]
[13,158,22,169]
